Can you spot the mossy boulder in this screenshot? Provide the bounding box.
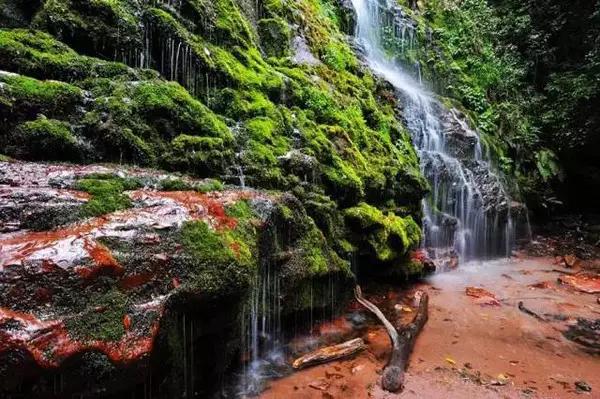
[10,117,85,161]
[345,202,422,265]
[258,18,292,58]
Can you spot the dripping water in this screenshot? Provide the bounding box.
[237,259,286,397]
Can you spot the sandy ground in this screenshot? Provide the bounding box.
[258,255,600,399]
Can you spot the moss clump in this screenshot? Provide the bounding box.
[159,178,192,191]
[65,289,129,342]
[165,134,233,177]
[197,179,224,193]
[0,29,134,82]
[180,221,237,264]
[177,207,258,298]
[345,202,421,264]
[10,117,84,161]
[258,18,291,58]
[75,175,141,217]
[0,72,82,119]
[225,200,253,219]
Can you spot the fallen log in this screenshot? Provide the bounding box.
[292,338,366,370]
[354,285,428,392]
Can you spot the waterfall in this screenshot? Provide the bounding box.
[351,0,516,261]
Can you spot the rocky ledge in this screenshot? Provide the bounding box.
[0,160,352,396]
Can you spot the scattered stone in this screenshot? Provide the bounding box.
[575,380,592,392]
[308,379,330,391]
[558,273,600,294]
[564,254,579,268]
[351,364,364,374]
[490,374,510,386]
[465,287,501,306]
[529,281,552,289]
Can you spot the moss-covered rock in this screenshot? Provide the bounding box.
[257,17,292,58]
[10,117,84,161]
[345,202,421,265]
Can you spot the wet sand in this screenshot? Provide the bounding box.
[259,256,600,398]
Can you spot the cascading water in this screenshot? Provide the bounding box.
[351,0,516,262]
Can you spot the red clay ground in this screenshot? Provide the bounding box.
[259,255,600,398]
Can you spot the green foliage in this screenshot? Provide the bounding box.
[535,149,563,183]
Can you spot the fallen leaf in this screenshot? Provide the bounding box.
[445,357,456,365]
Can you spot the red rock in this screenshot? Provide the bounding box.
[0,162,273,374]
[529,281,552,289]
[558,273,600,294]
[123,315,132,331]
[465,287,501,306]
[564,254,579,268]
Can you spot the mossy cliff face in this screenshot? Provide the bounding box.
[0,0,428,272]
[0,0,431,395]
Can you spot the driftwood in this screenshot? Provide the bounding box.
[292,338,366,370]
[354,285,428,392]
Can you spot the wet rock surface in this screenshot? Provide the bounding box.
[0,160,350,397]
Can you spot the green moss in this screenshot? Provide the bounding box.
[0,154,11,162]
[225,200,253,219]
[180,221,233,263]
[197,179,225,193]
[0,29,134,82]
[10,117,83,161]
[180,217,255,267]
[0,72,82,119]
[32,0,140,60]
[0,0,432,293]
[65,289,129,342]
[75,175,141,217]
[165,134,233,177]
[159,178,192,191]
[345,203,421,263]
[257,18,292,58]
